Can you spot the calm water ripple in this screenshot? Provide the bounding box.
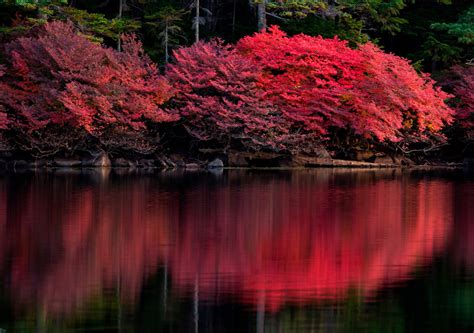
[0,168,472,332]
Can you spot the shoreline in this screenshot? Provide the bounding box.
[0,157,466,172]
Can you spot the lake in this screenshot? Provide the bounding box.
[0,168,472,332]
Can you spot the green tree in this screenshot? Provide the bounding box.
[58,7,140,44]
[267,0,326,20]
[431,5,474,45]
[145,6,186,63]
[420,34,462,71]
[0,2,140,45]
[338,0,407,35]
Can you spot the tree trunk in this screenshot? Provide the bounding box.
[195,0,200,43]
[432,50,438,72]
[165,23,169,63]
[117,0,124,51]
[232,0,237,38]
[257,0,266,31]
[212,0,219,33]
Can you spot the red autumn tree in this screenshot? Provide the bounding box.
[0,21,175,155]
[0,66,8,131]
[237,27,365,136]
[354,43,454,141]
[237,26,454,143]
[447,66,474,130]
[166,40,307,152]
[0,66,10,151]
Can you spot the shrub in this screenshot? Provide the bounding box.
[166,40,301,152]
[237,27,454,143]
[0,21,175,156]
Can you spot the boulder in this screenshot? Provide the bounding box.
[53,168,81,175]
[137,159,156,168]
[29,159,48,168]
[8,160,29,170]
[112,158,136,168]
[373,155,395,165]
[54,158,82,167]
[354,150,376,162]
[185,163,201,169]
[208,158,224,169]
[82,151,111,167]
[228,151,249,167]
[313,146,331,159]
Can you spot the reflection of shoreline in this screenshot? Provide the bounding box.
[0,170,464,320]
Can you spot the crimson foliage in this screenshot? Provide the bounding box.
[0,23,457,156]
[0,21,175,155]
[450,66,474,129]
[0,66,7,131]
[166,41,298,152]
[237,27,454,143]
[168,27,453,153]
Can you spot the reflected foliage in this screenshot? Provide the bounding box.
[0,170,472,331]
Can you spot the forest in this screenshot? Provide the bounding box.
[0,0,472,168]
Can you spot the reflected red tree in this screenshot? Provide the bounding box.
[0,174,174,315]
[0,170,457,317]
[170,171,453,311]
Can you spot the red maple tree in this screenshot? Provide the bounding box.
[449,66,473,129]
[237,26,454,143]
[166,40,300,152]
[0,66,7,131]
[0,66,11,151]
[0,21,175,155]
[0,23,458,156]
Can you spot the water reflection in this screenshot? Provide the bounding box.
[171,171,452,312]
[0,169,472,332]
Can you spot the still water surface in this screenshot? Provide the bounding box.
[0,168,472,332]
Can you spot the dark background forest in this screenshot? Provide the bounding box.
[0,0,472,72]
